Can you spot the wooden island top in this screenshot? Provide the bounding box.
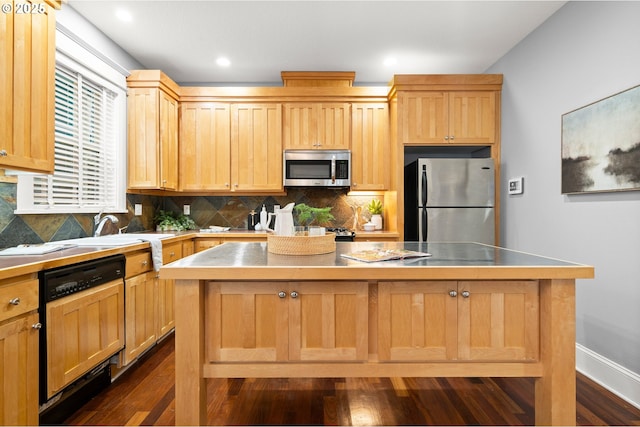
[160,242,594,426]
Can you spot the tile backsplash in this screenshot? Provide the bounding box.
[0,183,381,248]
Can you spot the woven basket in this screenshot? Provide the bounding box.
[267,232,336,255]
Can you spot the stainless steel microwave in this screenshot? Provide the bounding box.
[283,149,351,187]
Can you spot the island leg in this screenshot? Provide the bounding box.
[174,279,207,426]
[535,279,576,425]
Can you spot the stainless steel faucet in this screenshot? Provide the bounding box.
[94,210,119,237]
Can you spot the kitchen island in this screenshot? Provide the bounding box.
[160,242,594,426]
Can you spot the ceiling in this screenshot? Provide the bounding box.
[67,0,567,86]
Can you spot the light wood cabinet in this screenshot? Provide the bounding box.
[351,103,389,190]
[378,280,539,362]
[0,273,39,426]
[399,91,497,145]
[127,85,179,190]
[0,0,57,173]
[179,102,231,191]
[45,279,124,398]
[231,103,283,192]
[283,103,350,149]
[206,281,368,362]
[157,241,183,339]
[123,271,157,365]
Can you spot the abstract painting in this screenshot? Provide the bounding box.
[561,84,640,194]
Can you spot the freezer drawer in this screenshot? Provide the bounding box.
[419,207,495,245]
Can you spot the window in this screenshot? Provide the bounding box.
[16,31,127,214]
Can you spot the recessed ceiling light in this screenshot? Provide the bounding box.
[115,8,133,22]
[383,57,398,67]
[216,57,231,67]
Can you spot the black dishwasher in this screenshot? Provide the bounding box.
[39,254,126,424]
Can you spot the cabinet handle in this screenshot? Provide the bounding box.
[170,251,175,257]
[278,291,286,298]
[32,323,42,330]
[461,291,470,298]
[444,136,449,141]
[450,135,455,140]
[290,291,299,298]
[448,290,457,298]
[141,260,148,266]
[9,297,20,305]
[225,183,229,187]
[0,149,7,156]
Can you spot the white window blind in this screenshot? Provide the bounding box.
[16,31,127,214]
[31,66,116,207]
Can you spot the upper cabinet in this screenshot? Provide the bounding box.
[351,103,389,190]
[283,103,351,150]
[0,0,60,173]
[127,70,180,190]
[231,103,283,192]
[179,102,231,191]
[399,91,497,145]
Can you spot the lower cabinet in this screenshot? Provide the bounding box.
[206,281,368,362]
[124,241,190,365]
[123,271,157,365]
[0,311,39,426]
[378,280,539,362]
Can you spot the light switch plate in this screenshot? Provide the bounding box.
[183,204,191,215]
[508,177,524,195]
[134,204,142,216]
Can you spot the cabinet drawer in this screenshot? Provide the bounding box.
[125,251,153,278]
[162,242,183,264]
[0,276,38,322]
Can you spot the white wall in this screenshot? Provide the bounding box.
[56,5,143,73]
[487,1,640,403]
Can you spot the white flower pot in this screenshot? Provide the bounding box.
[371,214,383,230]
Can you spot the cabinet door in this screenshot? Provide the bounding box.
[0,0,56,173]
[457,281,539,361]
[157,242,182,339]
[318,103,350,149]
[0,312,39,426]
[206,282,289,362]
[180,102,231,191]
[123,272,157,365]
[158,90,179,189]
[378,281,457,361]
[128,88,161,188]
[399,92,447,144]
[289,281,368,362]
[231,104,283,192]
[45,279,124,398]
[448,91,496,144]
[351,103,389,190]
[283,103,350,149]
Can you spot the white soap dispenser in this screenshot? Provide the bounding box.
[259,204,268,230]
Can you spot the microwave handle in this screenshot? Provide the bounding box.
[331,156,336,184]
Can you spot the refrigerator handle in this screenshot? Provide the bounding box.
[421,208,428,242]
[421,165,427,206]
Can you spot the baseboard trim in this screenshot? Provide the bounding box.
[576,343,640,409]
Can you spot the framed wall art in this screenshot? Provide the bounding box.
[561,83,640,194]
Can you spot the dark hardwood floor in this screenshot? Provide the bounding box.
[64,334,640,426]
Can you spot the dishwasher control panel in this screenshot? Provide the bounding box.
[40,254,125,302]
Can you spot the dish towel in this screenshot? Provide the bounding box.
[137,237,164,271]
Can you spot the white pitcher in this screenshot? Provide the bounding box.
[269,202,295,236]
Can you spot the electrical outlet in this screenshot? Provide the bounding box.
[134,204,142,216]
[183,204,190,215]
[508,177,524,195]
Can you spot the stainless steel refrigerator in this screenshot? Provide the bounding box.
[404,158,495,244]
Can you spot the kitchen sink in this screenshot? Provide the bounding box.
[50,233,175,247]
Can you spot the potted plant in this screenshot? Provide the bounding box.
[154,210,197,231]
[367,198,383,230]
[293,203,335,226]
